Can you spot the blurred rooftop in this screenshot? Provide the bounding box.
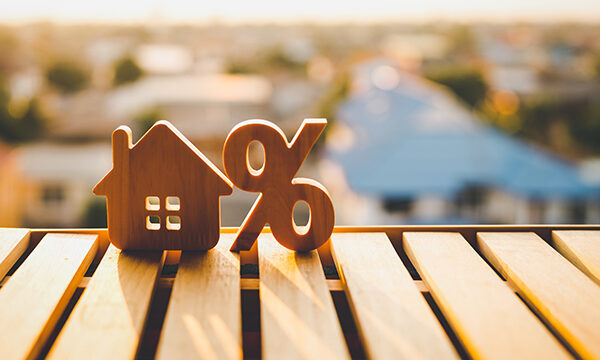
[328,59,595,200]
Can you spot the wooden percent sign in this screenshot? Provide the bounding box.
[223,119,335,252]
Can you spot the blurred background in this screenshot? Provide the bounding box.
[0,1,599,228]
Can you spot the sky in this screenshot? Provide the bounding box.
[1,0,600,23]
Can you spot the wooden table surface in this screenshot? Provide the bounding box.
[0,225,599,359]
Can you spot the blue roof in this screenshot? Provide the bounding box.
[327,64,596,200]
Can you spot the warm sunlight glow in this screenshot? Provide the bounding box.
[1,0,600,23]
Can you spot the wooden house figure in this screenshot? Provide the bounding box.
[93,120,233,250]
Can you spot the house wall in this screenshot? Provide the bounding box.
[481,189,518,223]
[0,155,25,227]
[412,195,448,221]
[544,200,569,223]
[479,190,573,224]
[586,201,600,224]
[14,143,112,228]
[374,188,595,225]
[21,179,94,227]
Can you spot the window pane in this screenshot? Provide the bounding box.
[166,196,180,211]
[146,196,160,211]
[166,215,181,230]
[146,215,160,230]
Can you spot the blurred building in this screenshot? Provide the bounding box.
[41,71,278,228]
[322,59,599,225]
[135,44,194,75]
[106,74,272,144]
[50,73,273,149]
[480,37,542,95]
[13,143,112,227]
[270,80,324,125]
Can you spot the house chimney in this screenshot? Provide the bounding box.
[112,126,132,174]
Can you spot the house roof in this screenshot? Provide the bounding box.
[15,143,112,182]
[326,60,597,200]
[94,121,232,195]
[106,74,272,117]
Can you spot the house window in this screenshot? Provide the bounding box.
[456,185,487,210]
[166,196,180,211]
[145,196,181,231]
[383,197,414,215]
[146,215,160,230]
[167,216,181,230]
[569,202,586,224]
[42,184,65,205]
[146,196,160,211]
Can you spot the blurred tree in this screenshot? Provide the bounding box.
[226,47,307,76]
[593,54,600,78]
[225,60,257,74]
[81,198,107,228]
[316,71,351,122]
[314,71,351,150]
[516,95,600,156]
[133,106,164,140]
[571,102,600,155]
[263,47,306,74]
[45,59,90,94]
[0,82,17,140]
[113,56,144,87]
[14,98,48,142]
[424,65,488,108]
[0,81,49,143]
[448,25,476,55]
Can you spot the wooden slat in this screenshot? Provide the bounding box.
[552,230,600,285]
[0,228,30,280]
[478,232,600,359]
[0,233,97,360]
[156,234,241,360]
[48,244,165,360]
[404,232,569,360]
[258,233,349,360]
[331,233,457,360]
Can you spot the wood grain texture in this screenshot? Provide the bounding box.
[48,245,165,360]
[404,232,569,360]
[156,234,241,360]
[223,119,334,251]
[0,228,30,280]
[0,233,97,360]
[331,233,457,360]
[552,230,600,285]
[94,120,233,250]
[478,232,600,359]
[258,233,349,360]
